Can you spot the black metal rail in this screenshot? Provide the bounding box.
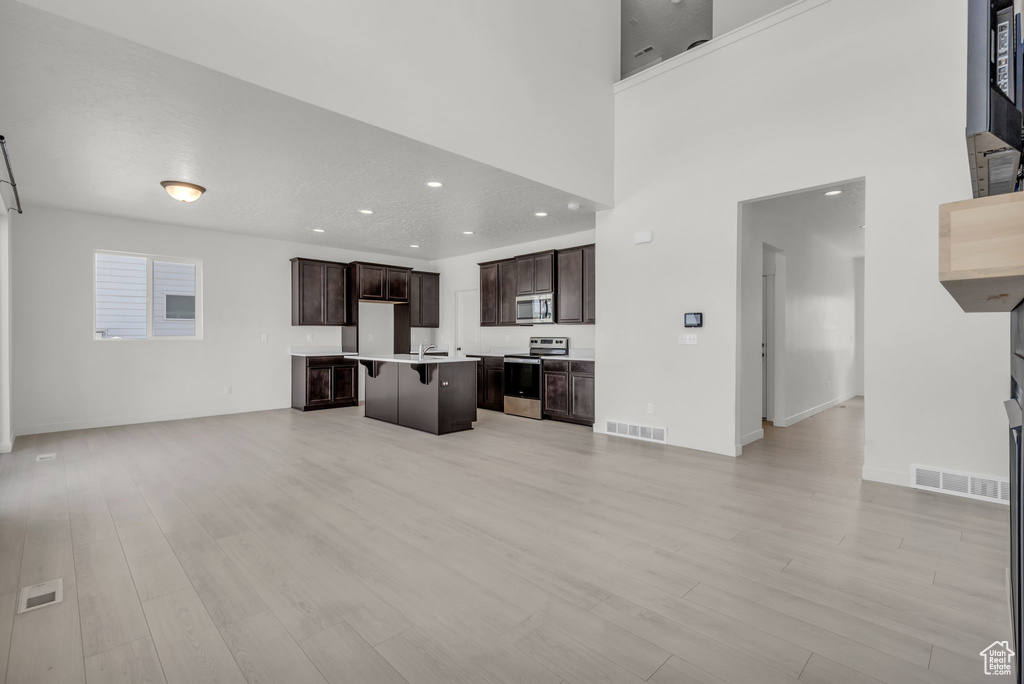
[0,135,23,214]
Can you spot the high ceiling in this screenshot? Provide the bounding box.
[745,179,866,258]
[0,2,597,260]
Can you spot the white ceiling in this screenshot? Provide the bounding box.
[0,2,598,260]
[745,179,866,258]
[621,0,712,79]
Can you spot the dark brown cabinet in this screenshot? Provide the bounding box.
[556,244,596,325]
[351,263,410,303]
[469,355,505,411]
[291,258,348,326]
[542,359,594,425]
[409,271,440,328]
[479,259,518,327]
[516,251,555,295]
[292,356,358,411]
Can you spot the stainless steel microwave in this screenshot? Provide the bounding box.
[515,293,554,325]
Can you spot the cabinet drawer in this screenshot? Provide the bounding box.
[542,359,568,372]
[305,356,355,367]
[570,361,594,374]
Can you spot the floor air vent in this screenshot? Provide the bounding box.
[18,578,63,614]
[912,464,1009,505]
[35,453,56,462]
[605,420,667,444]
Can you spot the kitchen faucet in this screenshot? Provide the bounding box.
[417,343,438,360]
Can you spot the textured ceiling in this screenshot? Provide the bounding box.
[621,0,713,79]
[745,179,866,258]
[0,2,598,260]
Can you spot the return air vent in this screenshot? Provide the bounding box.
[18,578,63,614]
[605,420,667,444]
[912,464,1009,505]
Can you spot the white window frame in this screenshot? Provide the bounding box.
[93,250,204,341]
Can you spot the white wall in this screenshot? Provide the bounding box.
[11,207,430,435]
[0,206,12,452]
[600,0,1009,482]
[431,230,597,355]
[713,0,797,36]
[18,0,619,207]
[738,202,860,444]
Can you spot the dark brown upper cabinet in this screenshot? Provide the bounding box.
[556,244,596,325]
[291,258,348,326]
[351,263,410,303]
[516,251,555,295]
[409,271,440,328]
[479,258,518,327]
[480,263,499,326]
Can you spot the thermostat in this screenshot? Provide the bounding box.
[684,312,703,328]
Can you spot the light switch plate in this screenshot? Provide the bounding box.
[678,334,698,345]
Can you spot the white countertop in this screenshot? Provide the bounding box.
[289,347,358,357]
[349,354,480,365]
[468,348,595,361]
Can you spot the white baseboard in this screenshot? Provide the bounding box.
[666,434,740,458]
[739,429,764,446]
[780,392,858,428]
[862,465,909,488]
[14,402,290,437]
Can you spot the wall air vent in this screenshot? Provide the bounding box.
[605,420,667,444]
[633,46,655,58]
[912,464,1009,505]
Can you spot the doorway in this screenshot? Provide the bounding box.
[454,289,480,358]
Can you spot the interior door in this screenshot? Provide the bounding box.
[455,289,480,358]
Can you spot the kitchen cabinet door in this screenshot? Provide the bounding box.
[480,263,498,326]
[332,363,358,404]
[498,259,518,326]
[325,263,348,325]
[387,267,410,302]
[533,251,555,294]
[356,263,386,300]
[293,259,325,325]
[583,244,596,324]
[409,273,423,327]
[516,256,535,295]
[543,371,569,418]
[570,373,595,423]
[556,248,584,324]
[306,367,333,406]
[420,272,440,328]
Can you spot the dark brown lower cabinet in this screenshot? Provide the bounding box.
[291,356,359,410]
[469,355,505,411]
[542,359,594,425]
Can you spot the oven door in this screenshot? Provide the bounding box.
[516,294,553,325]
[503,358,541,400]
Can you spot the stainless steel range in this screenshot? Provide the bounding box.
[503,337,568,419]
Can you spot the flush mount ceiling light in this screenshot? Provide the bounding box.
[425,181,443,188]
[824,190,843,196]
[160,181,206,203]
[462,231,474,235]
[534,212,548,217]
[409,244,420,248]
[312,228,325,233]
[359,209,374,215]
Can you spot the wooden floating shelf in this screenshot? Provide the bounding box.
[940,191,1024,312]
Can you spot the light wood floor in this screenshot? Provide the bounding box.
[0,397,1010,683]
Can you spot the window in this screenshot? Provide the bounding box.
[95,251,202,340]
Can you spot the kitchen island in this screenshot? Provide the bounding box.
[350,354,479,435]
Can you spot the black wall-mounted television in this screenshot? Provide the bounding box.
[967,0,1024,197]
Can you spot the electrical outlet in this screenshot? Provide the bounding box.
[647,403,654,415]
[369,333,375,342]
[826,379,831,389]
[224,386,232,395]
[306,334,313,342]
[260,333,268,342]
[505,335,510,343]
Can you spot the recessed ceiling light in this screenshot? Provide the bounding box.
[359,209,374,214]
[824,190,843,196]
[409,244,420,248]
[426,181,443,188]
[312,228,325,233]
[535,212,548,217]
[463,231,475,235]
[160,181,206,203]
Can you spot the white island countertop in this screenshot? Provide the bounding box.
[349,354,480,365]
[289,347,358,358]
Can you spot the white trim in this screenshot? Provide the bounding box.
[740,429,764,446]
[862,465,909,487]
[614,0,832,94]
[775,392,857,428]
[14,402,286,436]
